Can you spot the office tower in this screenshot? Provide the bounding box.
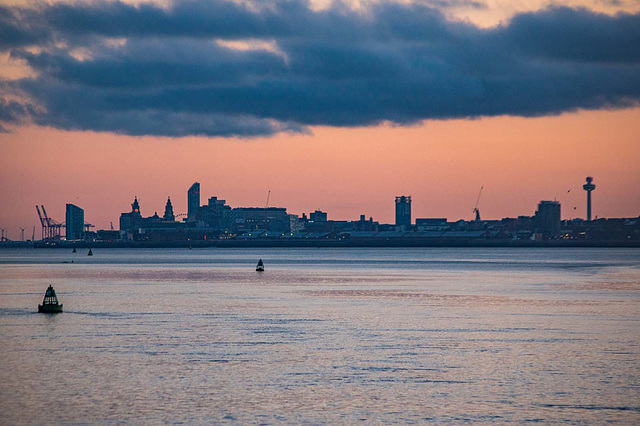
[187,182,200,222]
[395,196,412,226]
[534,200,561,239]
[66,203,84,241]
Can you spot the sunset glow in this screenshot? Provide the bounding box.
[1,0,639,238]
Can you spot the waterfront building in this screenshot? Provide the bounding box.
[395,196,412,226]
[65,203,84,241]
[534,201,561,239]
[163,197,175,221]
[187,182,200,222]
[310,210,328,222]
[119,196,143,232]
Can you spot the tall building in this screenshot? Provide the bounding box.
[534,200,561,239]
[583,176,596,221]
[395,196,412,226]
[65,203,84,241]
[119,196,143,231]
[163,197,175,221]
[187,182,200,222]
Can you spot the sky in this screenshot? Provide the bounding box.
[1,0,639,239]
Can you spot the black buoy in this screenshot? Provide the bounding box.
[38,285,63,313]
[72,247,76,253]
[256,259,265,272]
[88,249,93,256]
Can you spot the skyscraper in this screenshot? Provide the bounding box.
[187,182,200,222]
[534,200,561,239]
[65,203,84,241]
[395,196,412,226]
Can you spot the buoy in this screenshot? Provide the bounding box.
[256,259,265,272]
[88,249,93,256]
[38,285,63,313]
[72,247,76,253]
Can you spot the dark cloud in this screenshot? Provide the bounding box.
[0,1,639,137]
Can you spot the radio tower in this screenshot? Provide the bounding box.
[583,177,596,221]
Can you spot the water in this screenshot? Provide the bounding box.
[1,247,639,424]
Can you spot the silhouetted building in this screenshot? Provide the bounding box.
[310,210,328,222]
[65,203,84,240]
[583,176,596,221]
[395,196,412,226]
[163,197,175,221]
[119,196,143,232]
[231,207,290,234]
[187,182,200,222]
[199,196,232,229]
[534,201,561,239]
[416,218,448,231]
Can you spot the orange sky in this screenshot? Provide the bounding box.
[1,107,639,238]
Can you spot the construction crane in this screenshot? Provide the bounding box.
[472,186,483,221]
[36,205,64,241]
[265,190,271,209]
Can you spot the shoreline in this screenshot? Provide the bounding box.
[2,239,639,249]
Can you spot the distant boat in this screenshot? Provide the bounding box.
[88,249,93,256]
[72,247,76,253]
[38,285,63,313]
[256,259,265,272]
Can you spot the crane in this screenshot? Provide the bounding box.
[265,190,271,209]
[36,205,63,240]
[472,186,483,221]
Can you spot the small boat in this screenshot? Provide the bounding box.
[38,285,63,313]
[88,249,93,256]
[256,259,265,272]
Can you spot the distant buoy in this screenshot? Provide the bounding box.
[72,247,76,253]
[256,259,264,272]
[88,249,93,256]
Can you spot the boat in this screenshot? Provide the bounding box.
[256,259,265,272]
[88,249,93,256]
[38,285,63,313]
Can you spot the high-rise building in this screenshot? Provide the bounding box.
[395,196,412,226]
[187,182,200,222]
[534,200,561,239]
[65,203,84,241]
[163,197,175,221]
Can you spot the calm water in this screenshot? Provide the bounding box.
[1,247,639,424]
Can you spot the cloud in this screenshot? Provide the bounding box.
[0,1,639,137]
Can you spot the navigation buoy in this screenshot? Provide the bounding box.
[88,249,93,256]
[38,285,63,313]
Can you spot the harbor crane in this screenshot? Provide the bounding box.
[472,186,483,221]
[36,205,64,241]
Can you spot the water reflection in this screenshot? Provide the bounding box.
[1,248,639,423]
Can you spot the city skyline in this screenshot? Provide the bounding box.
[0,1,639,236]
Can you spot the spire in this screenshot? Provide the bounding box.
[164,196,175,221]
